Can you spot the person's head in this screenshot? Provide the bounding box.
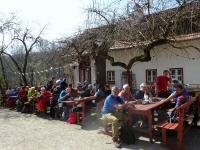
[41,87,46,92]
[22,86,26,90]
[172,80,179,87]
[77,82,82,87]
[163,70,170,77]
[140,83,147,91]
[175,83,183,95]
[31,87,35,92]
[88,84,93,90]
[123,84,130,93]
[104,84,110,91]
[111,86,120,97]
[66,87,71,94]
[56,79,61,85]
[26,86,29,90]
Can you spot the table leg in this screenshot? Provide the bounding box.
[148,112,153,143]
[81,100,86,118]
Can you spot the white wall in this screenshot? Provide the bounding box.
[107,39,200,88]
[73,39,200,89]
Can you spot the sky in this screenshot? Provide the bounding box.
[0,0,92,41]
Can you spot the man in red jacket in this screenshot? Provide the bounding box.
[156,70,171,98]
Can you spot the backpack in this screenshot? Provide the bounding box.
[119,124,136,145]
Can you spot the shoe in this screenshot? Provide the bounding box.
[113,141,121,148]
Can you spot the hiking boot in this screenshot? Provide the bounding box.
[113,141,121,148]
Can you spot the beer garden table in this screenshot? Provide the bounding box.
[128,98,169,142]
[61,96,97,119]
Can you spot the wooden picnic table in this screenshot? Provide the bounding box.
[61,96,97,118]
[128,97,168,142]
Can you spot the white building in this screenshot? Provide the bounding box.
[72,33,200,90]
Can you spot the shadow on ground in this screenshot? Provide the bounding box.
[82,109,200,150]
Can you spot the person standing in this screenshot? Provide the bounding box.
[156,70,171,98]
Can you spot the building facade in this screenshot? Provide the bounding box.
[73,35,200,89]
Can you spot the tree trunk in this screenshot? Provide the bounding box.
[0,80,5,95]
[21,73,28,86]
[30,69,34,86]
[0,56,8,89]
[94,53,107,88]
[127,69,133,88]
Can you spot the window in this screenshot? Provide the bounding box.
[121,71,136,89]
[170,68,183,83]
[107,71,115,83]
[146,69,157,84]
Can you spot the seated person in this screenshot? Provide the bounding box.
[58,87,73,120]
[165,84,188,122]
[135,83,146,99]
[16,86,28,111]
[170,80,189,100]
[36,87,52,113]
[95,84,108,111]
[101,86,130,148]
[134,83,152,128]
[165,83,188,107]
[81,84,95,97]
[119,84,135,103]
[68,83,76,97]
[135,83,153,102]
[50,86,61,119]
[28,87,39,111]
[104,84,111,97]
[77,82,84,97]
[81,84,95,108]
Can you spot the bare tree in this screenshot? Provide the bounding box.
[1,23,45,85]
[0,13,17,89]
[85,0,200,87]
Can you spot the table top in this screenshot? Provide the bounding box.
[129,98,168,114]
[61,96,97,104]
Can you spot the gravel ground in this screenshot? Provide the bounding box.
[0,108,199,150]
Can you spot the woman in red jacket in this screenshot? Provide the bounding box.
[36,87,52,113]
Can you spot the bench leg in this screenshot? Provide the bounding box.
[177,130,183,148]
[162,128,167,146]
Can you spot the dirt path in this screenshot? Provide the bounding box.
[0,108,199,150]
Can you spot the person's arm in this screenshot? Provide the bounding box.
[114,103,128,110]
[164,92,177,101]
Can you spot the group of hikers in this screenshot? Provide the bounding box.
[2,70,199,148]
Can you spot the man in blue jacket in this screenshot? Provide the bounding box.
[102,86,129,148]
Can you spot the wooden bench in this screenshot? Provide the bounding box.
[156,99,195,149]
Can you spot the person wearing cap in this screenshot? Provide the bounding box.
[60,78,67,91]
[101,86,130,148]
